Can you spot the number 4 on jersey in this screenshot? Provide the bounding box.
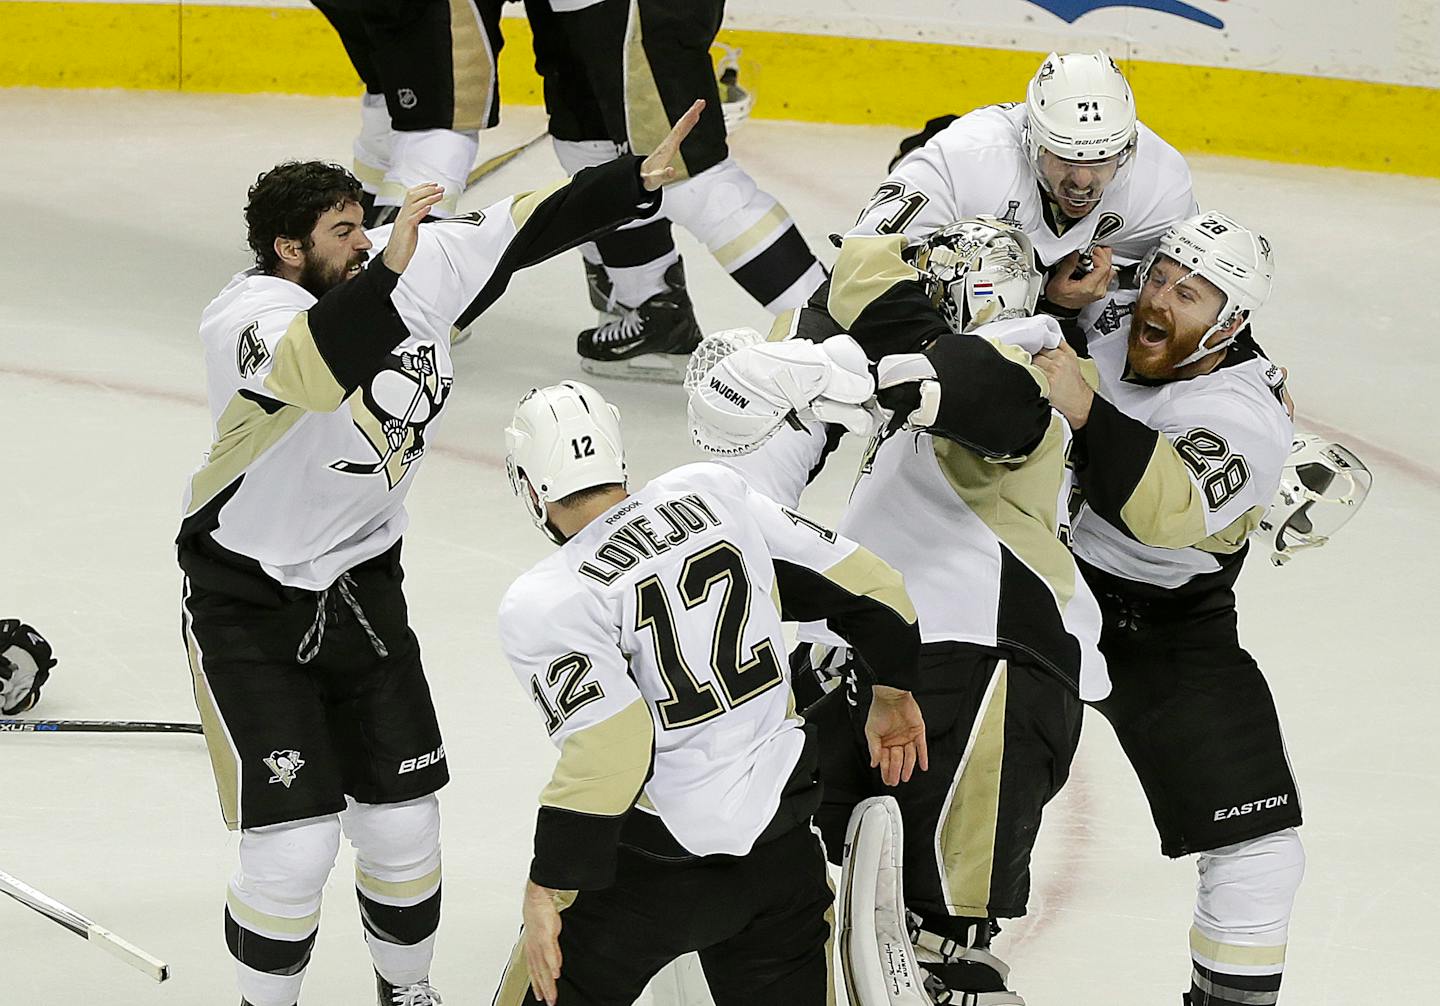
[236,322,270,378]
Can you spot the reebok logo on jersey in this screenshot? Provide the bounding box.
[709,376,750,411]
[1213,794,1289,821]
[264,749,305,788]
[399,745,445,775]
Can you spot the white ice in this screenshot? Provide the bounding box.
[2,90,1438,1005]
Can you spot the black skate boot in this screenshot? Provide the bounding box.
[375,969,442,1006]
[576,260,702,383]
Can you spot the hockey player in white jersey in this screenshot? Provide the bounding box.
[1031,211,1348,1005]
[177,104,703,1006]
[826,50,1197,361]
[687,218,1110,1005]
[493,381,928,1006]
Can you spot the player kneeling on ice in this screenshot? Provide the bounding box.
[1031,210,1371,1004]
[493,381,928,1006]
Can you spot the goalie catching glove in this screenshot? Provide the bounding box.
[0,620,56,715]
[685,328,879,456]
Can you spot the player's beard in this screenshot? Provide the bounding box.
[1127,308,1207,379]
[298,249,368,299]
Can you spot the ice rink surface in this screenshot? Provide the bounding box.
[2,89,1438,1004]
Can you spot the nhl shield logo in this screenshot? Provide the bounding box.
[264,750,305,788]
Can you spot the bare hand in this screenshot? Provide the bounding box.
[866,686,929,786]
[522,880,564,1006]
[1045,245,1116,310]
[1033,338,1095,429]
[640,99,706,191]
[380,182,445,274]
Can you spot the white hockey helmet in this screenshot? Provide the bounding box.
[1257,435,1372,566]
[1024,51,1137,182]
[1141,210,1276,367]
[913,216,1043,334]
[505,381,626,543]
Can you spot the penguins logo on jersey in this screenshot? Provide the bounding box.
[332,343,452,487]
[264,749,305,788]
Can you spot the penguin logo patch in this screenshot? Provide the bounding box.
[264,750,305,788]
[331,343,452,488]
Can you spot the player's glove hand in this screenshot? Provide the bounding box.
[0,620,56,715]
[877,316,1064,432]
[686,332,878,455]
[875,353,941,431]
[980,314,1064,356]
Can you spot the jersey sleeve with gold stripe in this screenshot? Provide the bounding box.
[179,157,659,589]
[828,103,1196,360]
[498,561,655,891]
[500,462,919,886]
[1070,289,1295,590]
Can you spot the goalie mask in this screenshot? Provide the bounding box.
[1258,435,1372,566]
[912,217,1042,334]
[505,381,626,544]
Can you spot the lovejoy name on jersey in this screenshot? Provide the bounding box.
[578,495,722,585]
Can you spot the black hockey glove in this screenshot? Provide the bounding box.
[0,619,56,715]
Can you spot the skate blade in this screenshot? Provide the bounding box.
[579,353,691,384]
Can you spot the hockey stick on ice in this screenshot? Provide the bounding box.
[465,130,548,190]
[0,719,203,734]
[0,869,171,982]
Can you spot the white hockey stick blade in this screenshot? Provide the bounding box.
[0,869,171,982]
[838,797,930,1006]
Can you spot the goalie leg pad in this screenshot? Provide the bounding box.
[838,796,931,1006]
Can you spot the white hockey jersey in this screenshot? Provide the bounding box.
[726,311,1110,702]
[179,158,659,589]
[498,463,918,890]
[826,102,1196,360]
[1069,286,1294,591]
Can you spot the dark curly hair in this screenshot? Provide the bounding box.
[245,160,363,273]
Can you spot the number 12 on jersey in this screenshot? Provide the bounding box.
[636,541,784,730]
